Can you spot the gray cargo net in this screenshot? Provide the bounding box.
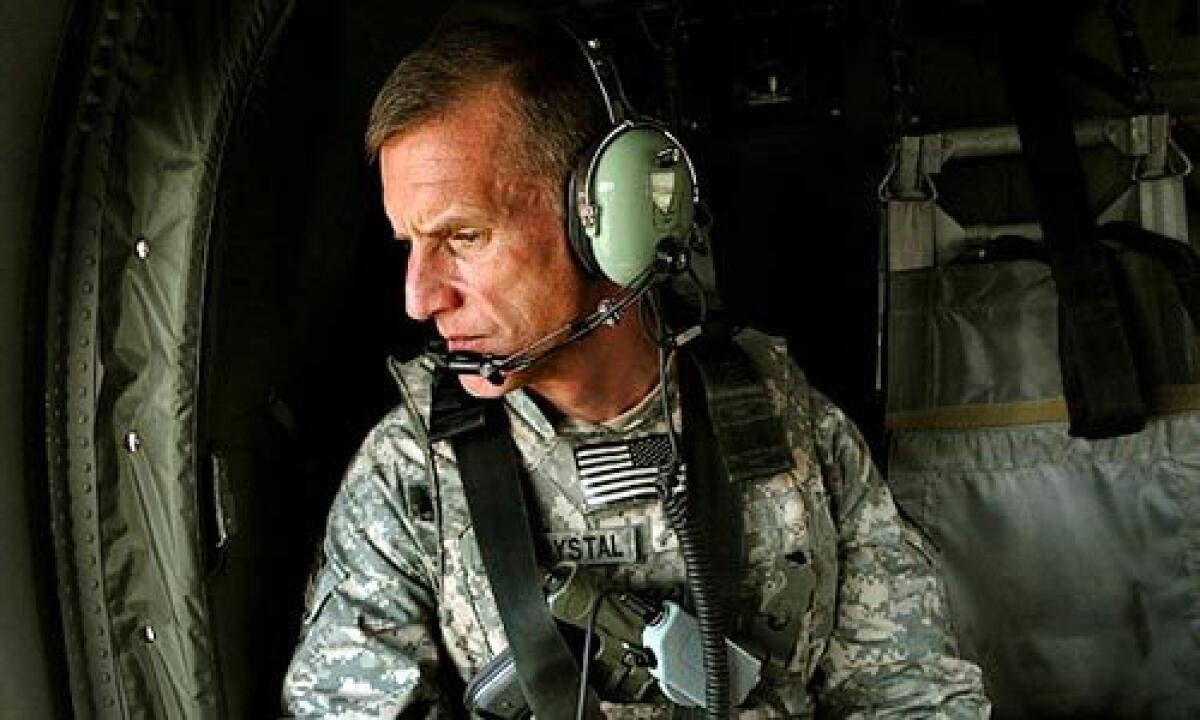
[879,114,1200,718]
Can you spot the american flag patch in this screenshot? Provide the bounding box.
[574,434,681,511]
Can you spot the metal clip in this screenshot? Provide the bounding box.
[656,146,682,167]
[597,299,622,326]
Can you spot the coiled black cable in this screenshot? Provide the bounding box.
[648,288,730,718]
[661,479,730,719]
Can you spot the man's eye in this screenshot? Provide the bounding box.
[448,229,488,254]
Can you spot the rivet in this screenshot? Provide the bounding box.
[124,431,141,453]
[135,237,150,259]
[142,625,156,643]
[84,254,96,266]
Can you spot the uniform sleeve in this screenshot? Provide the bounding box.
[809,391,991,719]
[283,422,450,719]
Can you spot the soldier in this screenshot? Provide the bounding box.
[284,7,990,719]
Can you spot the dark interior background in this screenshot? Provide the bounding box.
[8,0,1199,717]
[170,0,1200,716]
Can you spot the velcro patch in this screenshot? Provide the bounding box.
[545,526,641,565]
[574,434,679,512]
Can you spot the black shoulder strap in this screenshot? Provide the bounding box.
[682,333,793,483]
[993,0,1148,439]
[677,330,793,627]
[430,371,603,720]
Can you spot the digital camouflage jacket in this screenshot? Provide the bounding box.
[283,331,990,718]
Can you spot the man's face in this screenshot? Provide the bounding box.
[380,83,598,398]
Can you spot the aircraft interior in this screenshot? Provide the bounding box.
[2,0,1199,717]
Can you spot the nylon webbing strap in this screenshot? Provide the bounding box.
[681,336,792,483]
[433,373,602,720]
[993,1,1148,439]
[677,335,793,626]
[677,346,739,632]
[1098,221,1200,327]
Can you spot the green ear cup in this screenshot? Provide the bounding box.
[573,123,696,286]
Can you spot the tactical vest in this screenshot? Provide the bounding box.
[391,330,835,717]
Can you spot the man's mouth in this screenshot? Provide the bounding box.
[444,335,489,353]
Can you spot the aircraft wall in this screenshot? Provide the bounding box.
[0,0,74,717]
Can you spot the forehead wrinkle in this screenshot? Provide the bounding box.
[380,82,556,237]
[382,151,495,238]
[407,201,492,238]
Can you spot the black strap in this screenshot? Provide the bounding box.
[1106,0,1156,110]
[683,334,793,484]
[433,372,603,720]
[676,335,793,623]
[993,0,1148,439]
[1097,221,1200,328]
[677,347,739,633]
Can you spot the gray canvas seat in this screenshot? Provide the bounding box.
[880,114,1200,719]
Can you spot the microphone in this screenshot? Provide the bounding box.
[429,241,687,384]
[428,281,646,385]
[429,346,508,385]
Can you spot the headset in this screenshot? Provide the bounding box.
[431,6,704,382]
[564,30,699,286]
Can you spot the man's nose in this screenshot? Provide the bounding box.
[404,245,460,321]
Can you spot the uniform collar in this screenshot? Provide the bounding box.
[503,356,679,441]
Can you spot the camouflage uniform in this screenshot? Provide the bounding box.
[284,331,990,718]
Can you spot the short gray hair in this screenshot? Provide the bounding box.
[365,19,608,207]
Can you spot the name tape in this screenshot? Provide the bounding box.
[545,525,641,565]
